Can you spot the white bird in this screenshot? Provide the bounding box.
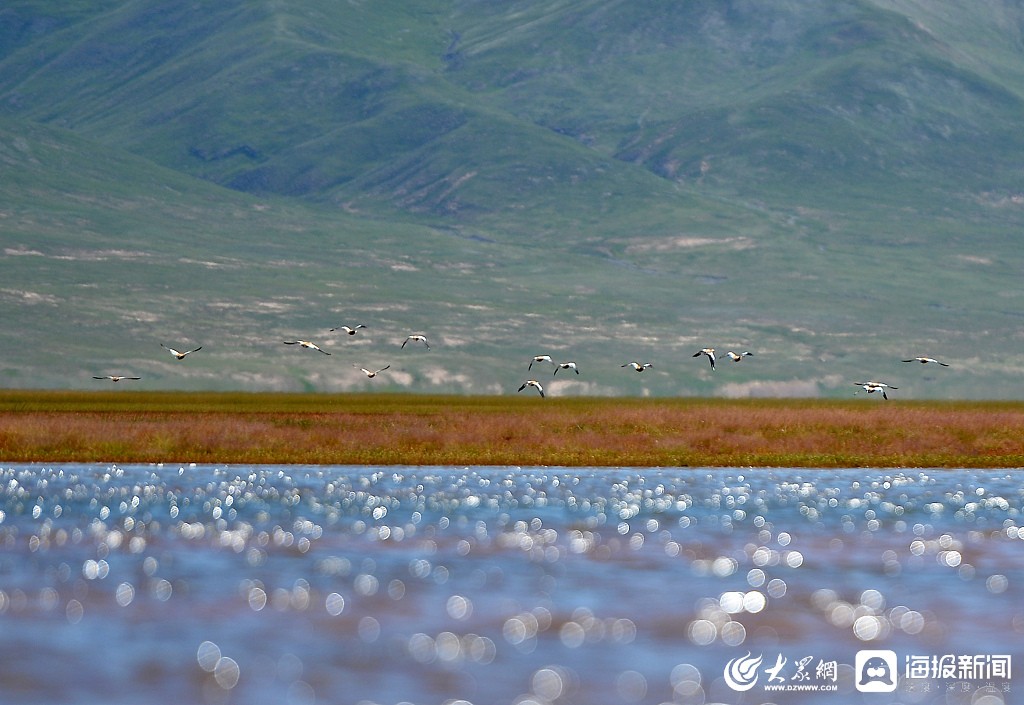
[854,381,898,400]
[93,375,141,382]
[902,356,949,367]
[330,324,366,335]
[518,380,545,398]
[161,343,203,360]
[402,334,430,349]
[529,354,555,371]
[355,364,390,378]
[693,348,717,369]
[622,361,653,372]
[725,351,753,362]
[555,361,579,375]
[283,340,330,355]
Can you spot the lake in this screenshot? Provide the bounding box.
[0,464,1020,704]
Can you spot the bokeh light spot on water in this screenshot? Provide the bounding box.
[853,614,890,641]
[213,656,240,689]
[610,618,636,644]
[435,631,462,662]
[558,620,585,648]
[446,594,472,620]
[247,586,267,611]
[358,616,380,642]
[82,559,109,580]
[354,573,379,596]
[860,589,885,611]
[687,619,716,645]
[325,592,345,616]
[766,578,787,598]
[986,574,1009,594]
[719,591,744,614]
[720,620,746,646]
[531,667,564,700]
[387,578,406,599]
[742,590,766,613]
[4,464,1024,704]
[746,568,766,587]
[197,641,221,672]
[115,582,135,607]
[408,633,436,663]
[711,556,737,577]
[615,670,647,702]
[899,609,925,634]
[65,598,83,624]
[153,578,172,601]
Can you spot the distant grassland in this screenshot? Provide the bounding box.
[3,391,1024,468]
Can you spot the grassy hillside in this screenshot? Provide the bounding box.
[1,1,1024,398]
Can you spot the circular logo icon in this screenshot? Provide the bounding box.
[724,652,763,691]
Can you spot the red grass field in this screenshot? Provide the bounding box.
[2,391,1024,467]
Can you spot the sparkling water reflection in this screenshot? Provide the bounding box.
[1,465,1022,704]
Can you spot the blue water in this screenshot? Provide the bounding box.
[0,465,1021,705]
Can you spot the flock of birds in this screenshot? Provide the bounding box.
[516,350,949,399]
[93,329,433,383]
[91,325,951,400]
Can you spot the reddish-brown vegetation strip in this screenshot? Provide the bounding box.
[2,391,1024,467]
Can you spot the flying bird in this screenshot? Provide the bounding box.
[622,361,653,372]
[402,335,430,349]
[161,343,203,360]
[902,356,949,366]
[854,381,898,400]
[529,354,555,371]
[725,351,753,362]
[93,375,141,382]
[355,364,390,378]
[555,361,579,375]
[283,340,330,355]
[330,324,366,335]
[518,380,545,398]
[693,348,717,369]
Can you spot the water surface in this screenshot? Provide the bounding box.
[1,464,1021,704]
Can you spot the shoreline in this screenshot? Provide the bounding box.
[2,390,1024,467]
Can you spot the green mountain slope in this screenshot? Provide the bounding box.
[1,1,1024,398]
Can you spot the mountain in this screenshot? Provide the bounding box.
[2,0,1023,398]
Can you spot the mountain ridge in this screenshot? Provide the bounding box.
[1,1,1023,397]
